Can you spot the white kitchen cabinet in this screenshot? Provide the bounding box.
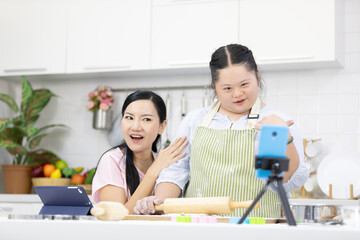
[151,0,239,69]
[66,0,151,73]
[0,0,67,76]
[239,0,344,70]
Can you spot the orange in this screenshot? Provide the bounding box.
[43,164,56,177]
[71,174,85,185]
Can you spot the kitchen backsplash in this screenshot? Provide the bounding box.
[0,0,359,193]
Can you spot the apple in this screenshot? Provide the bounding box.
[31,165,44,177]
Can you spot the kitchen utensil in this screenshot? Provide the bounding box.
[305,140,322,158]
[154,197,258,214]
[341,206,360,228]
[317,152,360,199]
[181,92,186,119]
[203,88,211,107]
[163,94,171,148]
[289,203,340,223]
[91,201,129,221]
[108,112,123,146]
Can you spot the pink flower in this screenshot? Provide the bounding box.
[99,103,109,111]
[106,90,113,97]
[100,91,107,98]
[101,98,111,104]
[88,92,95,98]
[87,101,95,110]
[87,86,114,111]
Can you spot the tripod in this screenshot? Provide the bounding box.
[237,159,297,226]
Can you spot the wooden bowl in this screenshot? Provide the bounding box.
[32,177,71,186]
[79,184,92,195]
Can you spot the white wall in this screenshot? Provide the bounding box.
[0,1,359,193]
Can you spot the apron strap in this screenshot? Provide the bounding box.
[246,97,261,129]
[201,98,261,129]
[201,100,220,127]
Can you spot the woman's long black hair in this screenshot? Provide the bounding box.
[96,90,166,195]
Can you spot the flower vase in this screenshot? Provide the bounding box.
[93,109,113,130]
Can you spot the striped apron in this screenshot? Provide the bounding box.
[185,98,280,217]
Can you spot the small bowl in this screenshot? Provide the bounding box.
[32,177,71,186]
[341,206,360,228]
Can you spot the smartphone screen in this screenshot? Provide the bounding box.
[257,125,288,158]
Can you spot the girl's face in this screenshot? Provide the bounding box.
[121,100,166,154]
[215,64,259,119]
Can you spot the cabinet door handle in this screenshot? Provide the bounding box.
[258,55,313,61]
[4,68,47,73]
[83,65,131,70]
[168,60,208,66]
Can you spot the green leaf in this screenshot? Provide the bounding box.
[0,118,13,132]
[25,114,40,128]
[0,127,25,145]
[26,149,60,165]
[6,146,27,155]
[20,76,34,115]
[0,138,21,148]
[18,126,39,137]
[25,89,53,121]
[28,134,47,149]
[0,93,19,113]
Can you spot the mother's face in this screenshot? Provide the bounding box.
[121,100,166,154]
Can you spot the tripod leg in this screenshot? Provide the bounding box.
[273,180,297,226]
[237,180,271,224]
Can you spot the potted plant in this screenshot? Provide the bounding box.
[0,76,65,194]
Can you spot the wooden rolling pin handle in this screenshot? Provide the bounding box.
[230,200,260,210]
[90,207,105,217]
[154,204,164,211]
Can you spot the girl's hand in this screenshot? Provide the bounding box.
[134,196,164,215]
[151,137,188,174]
[255,115,294,131]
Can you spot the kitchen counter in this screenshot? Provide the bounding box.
[289,198,360,206]
[1,217,359,240]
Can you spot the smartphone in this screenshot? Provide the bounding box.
[257,125,289,158]
[256,125,289,178]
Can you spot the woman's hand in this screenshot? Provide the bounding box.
[150,137,188,175]
[134,196,164,214]
[255,115,294,131]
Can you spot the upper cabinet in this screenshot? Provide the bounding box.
[0,0,67,76]
[0,0,344,77]
[66,0,151,73]
[151,0,239,69]
[239,0,344,70]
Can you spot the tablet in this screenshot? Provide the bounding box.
[35,186,93,215]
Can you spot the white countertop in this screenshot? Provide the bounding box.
[0,218,359,240]
[289,198,360,206]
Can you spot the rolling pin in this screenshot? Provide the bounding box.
[91,201,129,221]
[154,197,259,214]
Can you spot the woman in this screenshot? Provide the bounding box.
[92,90,187,214]
[134,44,309,217]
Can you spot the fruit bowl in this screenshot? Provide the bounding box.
[32,177,71,187]
[79,184,92,195]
